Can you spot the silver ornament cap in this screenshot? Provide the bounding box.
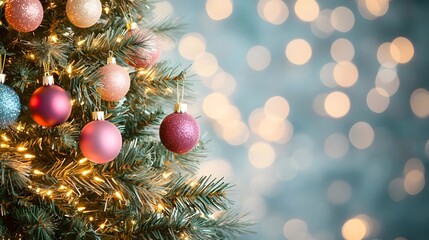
[43,75,55,86]
[174,103,188,113]
[107,57,117,65]
[0,74,5,84]
[92,111,105,121]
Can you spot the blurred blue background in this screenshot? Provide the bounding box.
[157,0,429,239]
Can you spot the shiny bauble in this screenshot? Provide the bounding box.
[0,83,21,128]
[159,110,200,154]
[98,62,131,102]
[66,0,102,28]
[5,0,44,32]
[126,27,161,68]
[29,85,72,127]
[79,120,122,164]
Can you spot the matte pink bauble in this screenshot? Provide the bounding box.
[159,108,200,154]
[126,27,161,69]
[80,120,122,164]
[29,85,72,127]
[5,0,44,32]
[99,61,131,102]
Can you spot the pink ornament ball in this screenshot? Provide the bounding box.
[99,63,131,102]
[29,85,72,127]
[126,28,161,69]
[5,0,44,33]
[79,120,122,164]
[159,112,200,154]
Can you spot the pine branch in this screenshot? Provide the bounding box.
[150,16,185,41]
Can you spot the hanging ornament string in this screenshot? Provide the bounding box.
[176,76,185,104]
[43,54,51,76]
[0,53,6,74]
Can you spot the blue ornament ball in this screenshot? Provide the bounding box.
[0,84,21,128]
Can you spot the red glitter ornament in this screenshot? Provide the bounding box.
[29,75,72,127]
[79,111,122,164]
[5,0,44,33]
[159,103,200,154]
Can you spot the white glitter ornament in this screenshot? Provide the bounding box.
[66,0,102,28]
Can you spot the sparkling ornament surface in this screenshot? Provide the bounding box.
[99,63,131,102]
[5,0,44,33]
[66,0,102,28]
[80,120,122,164]
[29,85,72,127]
[126,28,161,68]
[0,84,21,128]
[159,112,200,154]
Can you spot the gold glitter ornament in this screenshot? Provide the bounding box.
[66,0,102,28]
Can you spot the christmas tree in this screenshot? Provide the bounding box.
[0,0,248,239]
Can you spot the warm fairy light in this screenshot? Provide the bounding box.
[82,170,92,176]
[138,70,150,76]
[377,42,398,68]
[390,37,414,64]
[116,37,123,43]
[193,52,219,77]
[331,6,355,32]
[331,38,355,62]
[114,191,123,200]
[283,219,309,240]
[94,176,105,182]
[333,61,359,87]
[324,133,349,159]
[179,33,206,60]
[78,158,88,164]
[17,147,27,152]
[77,207,86,212]
[0,1,4,7]
[342,218,367,240]
[58,185,66,190]
[248,142,276,169]
[49,35,58,43]
[77,39,86,46]
[131,220,136,225]
[66,64,72,74]
[29,54,35,60]
[46,190,53,196]
[33,170,44,175]
[324,91,350,118]
[410,88,429,118]
[104,6,110,14]
[156,203,165,212]
[285,39,312,65]
[1,135,9,141]
[66,190,73,197]
[205,0,233,21]
[294,0,319,22]
[247,45,271,71]
[99,223,106,229]
[258,0,289,25]
[349,122,374,149]
[89,217,94,221]
[16,125,24,131]
[36,188,41,193]
[24,154,35,159]
[189,180,198,188]
[0,144,9,148]
[162,171,173,179]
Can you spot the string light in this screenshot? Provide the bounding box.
[156,203,165,212]
[17,147,27,152]
[29,54,35,60]
[33,170,44,175]
[66,190,73,197]
[49,35,58,43]
[77,207,86,212]
[78,158,88,164]
[104,7,110,14]
[77,39,86,46]
[81,169,92,176]
[66,64,73,74]
[24,154,35,159]
[1,135,9,141]
[0,143,9,148]
[114,191,123,200]
[94,176,105,182]
[162,171,173,178]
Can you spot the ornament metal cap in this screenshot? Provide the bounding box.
[107,57,117,64]
[43,75,55,86]
[0,74,5,84]
[92,111,105,121]
[174,103,188,113]
[127,22,138,30]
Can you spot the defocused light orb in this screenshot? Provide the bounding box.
[258,117,286,142]
[203,92,230,119]
[222,121,249,145]
[389,178,407,202]
[327,180,352,204]
[283,219,308,240]
[249,108,265,133]
[179,33,206,60]
[258,0,289,25]
[153,1,174,19]
[333,61,359,87]
[331,38,355,62]
[365,0,389,18]
[324,133,349,159]
[264,96,290,121]
[294,0,319,22]
[198,159,233,178]
[193,52,219,77]
[313,94,328,116]
[357,0,376,20]
[286,39,312,65]
[404,170,425,195]
[324,91,350,118]
[375,68,400,96]
[342,218,367,240]
[247,45,271,71]
[349,122,374,149]
[206,0,233,21]
[331,6,355,32]
[410,88,429,118]
[391,37,414,64]
[217,105,242,127]
[404,158,425,175]
[377,42,398,68]
[367,88,390,113]
[311,9,334,38]
[249,142,276,169]
[210,71,237,96]
[320,62,337,88]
